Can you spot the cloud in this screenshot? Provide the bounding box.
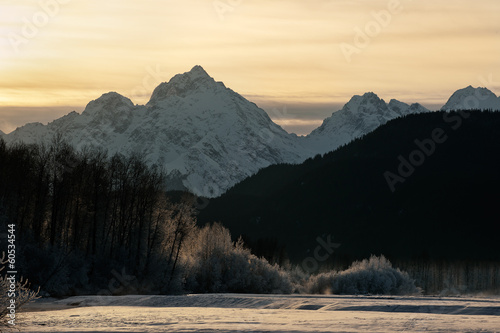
[0,106,82,134]
[256,101,343,135]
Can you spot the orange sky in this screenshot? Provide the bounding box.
[1,0,500,135]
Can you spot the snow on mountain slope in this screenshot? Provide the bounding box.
[388,99,429,115]
[15,67,499,198]
[2,67,435,197]
[5,93,141,150]
[304,92,430,153]
[441,86,500,111]
[133,66,310,196]
[4,66,308,197]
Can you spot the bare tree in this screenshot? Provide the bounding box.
[163,196,197,288]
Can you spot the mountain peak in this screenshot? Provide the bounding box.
[363,92,379,98]
[388,99,409,113]
[82,92,134,116]
[147,65,222,105]
[342,92,387,114]
[188,65,210,79]
[358,92,384,103]
[441,86,500,111]
[407,103,430,114]
[90,92,133,104]
[388,99,429,115]
[353,92,382,102]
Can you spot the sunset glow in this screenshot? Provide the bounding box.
[1,0,499,134]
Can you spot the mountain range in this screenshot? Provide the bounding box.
[2,66,500,197]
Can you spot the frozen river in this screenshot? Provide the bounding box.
[19,293,500,332]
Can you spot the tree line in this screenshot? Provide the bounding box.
[0,136,292,296]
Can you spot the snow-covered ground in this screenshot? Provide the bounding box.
[20,294,500,332]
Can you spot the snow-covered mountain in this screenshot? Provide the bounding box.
[4,66,309,197]
[441,86,500,111]
[304,92,429,153]
[14,67,495,198]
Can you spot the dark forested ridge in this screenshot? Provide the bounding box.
[199,111,500,264]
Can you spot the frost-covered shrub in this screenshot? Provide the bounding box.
[287,265,311,294]
[185,223,292,294]
[306,255,420,295]
[1,253,39,329]
[305,271,336,294]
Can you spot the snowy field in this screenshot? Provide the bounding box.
[19,294,500,332]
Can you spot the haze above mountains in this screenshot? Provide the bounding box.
[2,66,500,197]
